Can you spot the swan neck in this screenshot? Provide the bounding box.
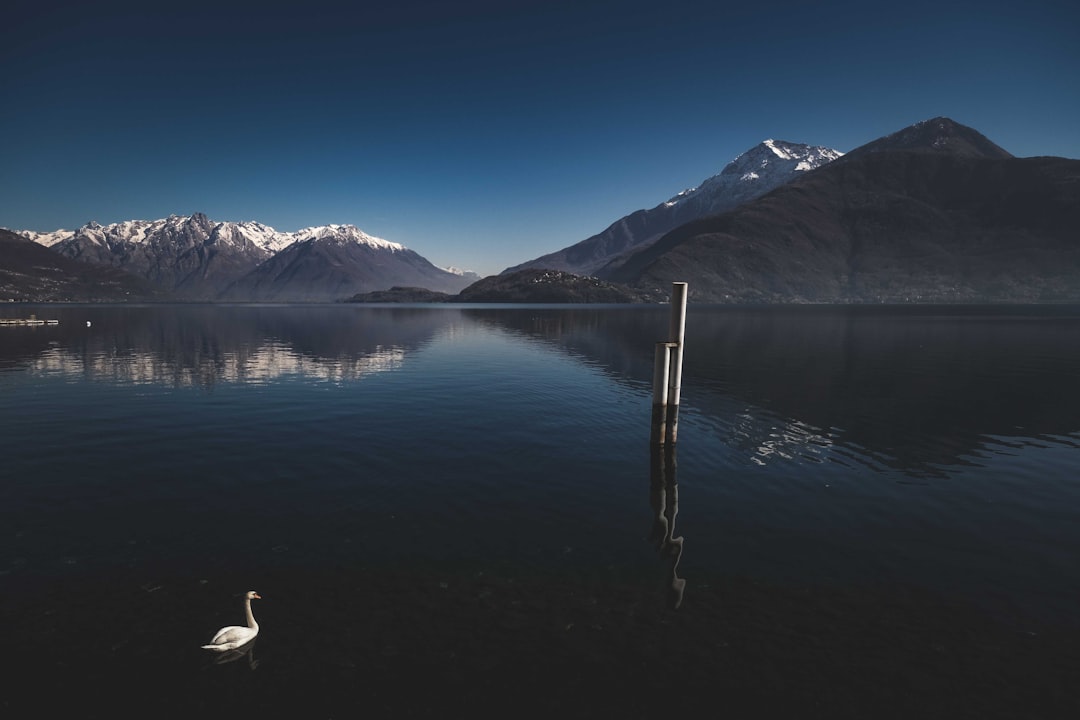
[244,597,258,629]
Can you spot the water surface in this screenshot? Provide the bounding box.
[2,303,1078,718]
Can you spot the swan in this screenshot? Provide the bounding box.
[201,591,261,652]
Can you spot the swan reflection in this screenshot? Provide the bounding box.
[209,638,260,669]
[649,443,685,609]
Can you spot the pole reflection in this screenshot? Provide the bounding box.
[649,443,685,609]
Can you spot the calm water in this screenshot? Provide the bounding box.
[2,303,1079,718]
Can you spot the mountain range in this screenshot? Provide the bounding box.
[5,116,1079,304]
[13,215,477,302]
[219,224,477,302]
[605,118,1080,302]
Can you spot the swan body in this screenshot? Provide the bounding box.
[201,590,261,652]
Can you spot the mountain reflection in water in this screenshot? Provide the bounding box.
[3,303,1078,470]
[1,305,442,386]
[465,304,1080,472]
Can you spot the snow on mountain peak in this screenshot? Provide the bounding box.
[15,228,73,247]
[661,139,843,211]
[232,221,292,253]
[730,140,843,178]
[18,214,407,256]
[293,224,404,251]
[443,266,479,278]
[663,187,697,208]
[762,139,793,159]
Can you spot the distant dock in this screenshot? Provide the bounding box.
[0,314,59,327]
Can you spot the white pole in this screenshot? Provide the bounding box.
[651,342,676,444]
[667,282,688,443]
[652,342,672,407]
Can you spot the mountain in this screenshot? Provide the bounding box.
[346,286,456,303]
[849,116,1013,159]
[608,118,1080,303]
[455,269,652,303]
[0,228,160,301]
[16,215,473,301]
[221,225,473,302]
[345,269,657,303]
[24,214,288,299]
[444,266,482,284]
[503,139,842,277]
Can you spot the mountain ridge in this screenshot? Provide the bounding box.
[502,138,843,277]
[11,214,475,301]
[607,118,1080,303]
[7,116,1077,305]
[0,228,161,301]
[844,116,1014,160]
[222,226,470,302]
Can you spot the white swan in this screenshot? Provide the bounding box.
[201,590,261,652]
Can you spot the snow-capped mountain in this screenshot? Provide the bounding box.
[221,224,471,301]
[663,140,843,215]
[503,139,842,278]
[285,223,406,252]
[22,214,294,255]
[22,213,282,298]
[443,266,482,281]
[219,220,295,254]
[15,214,474,300]
[607,117,1080,303]
[0,228,160,301]
[18,228,73,247]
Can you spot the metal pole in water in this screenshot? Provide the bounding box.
[651,341,675,445]
[650,282,688,445]
[666,282,688,444]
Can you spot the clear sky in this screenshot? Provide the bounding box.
[3,0,1078,276]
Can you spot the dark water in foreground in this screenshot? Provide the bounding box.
[2,303,1079,718]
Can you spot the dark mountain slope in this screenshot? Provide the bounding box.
[504,140,841,278]
[610,119,1080,303]
[47,213,271,299]
[455,269,651,303]
[0,228,160,301]
[223,233,472,302]
[849,116,1013,159]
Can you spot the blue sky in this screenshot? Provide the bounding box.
[3,0,1078,276]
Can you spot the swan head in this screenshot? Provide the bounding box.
[246,591,262,600]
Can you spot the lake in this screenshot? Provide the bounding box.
[2,303,1079,718]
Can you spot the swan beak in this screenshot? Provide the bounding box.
[252,593,262,599]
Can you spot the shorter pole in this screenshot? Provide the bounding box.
[651,342,677,445]
[649,282,688,446]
